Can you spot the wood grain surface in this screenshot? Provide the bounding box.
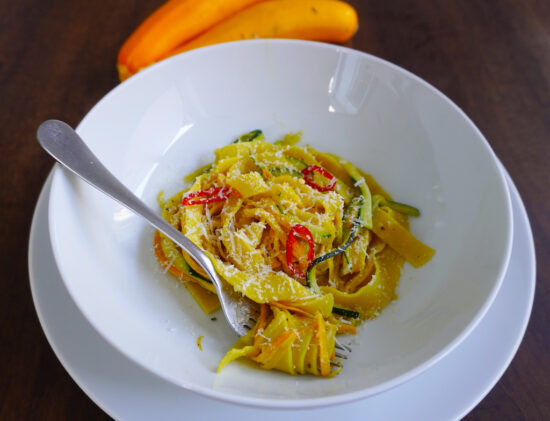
[1,1,548,419]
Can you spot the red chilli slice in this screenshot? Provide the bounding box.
[286,224,315,278]
[301,165,336,192]
[182,186,231,206]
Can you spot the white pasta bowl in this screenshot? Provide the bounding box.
[48,39,512,408]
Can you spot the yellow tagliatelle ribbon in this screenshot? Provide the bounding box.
[154,131,434,377]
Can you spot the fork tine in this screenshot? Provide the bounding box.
[242,317,256,331]
[335,338,352,353]
[335,350,348,359]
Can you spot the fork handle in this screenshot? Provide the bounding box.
[36,120,225,303]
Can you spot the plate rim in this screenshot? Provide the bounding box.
[28,166,535,420]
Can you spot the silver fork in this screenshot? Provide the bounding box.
[37,119,255,336]
[37,120,351,360]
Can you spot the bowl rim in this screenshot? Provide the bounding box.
[47,38,514,409]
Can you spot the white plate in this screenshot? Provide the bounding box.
[29,168,534,420]
[47,40,513,407]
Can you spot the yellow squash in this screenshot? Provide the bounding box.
[164,0,358,58]
[117,0,265,81]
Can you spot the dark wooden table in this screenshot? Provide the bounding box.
[1,1,548,419]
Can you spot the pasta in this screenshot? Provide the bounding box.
[153,130,435,377]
